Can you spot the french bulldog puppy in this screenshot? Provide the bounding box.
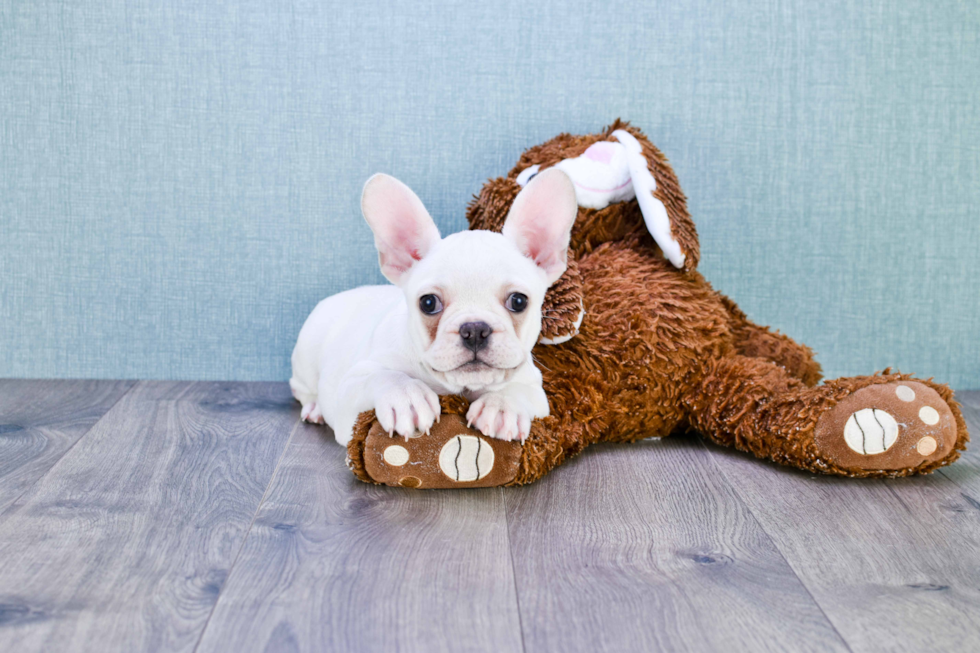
[290,168,577,446]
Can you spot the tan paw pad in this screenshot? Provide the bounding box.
[363,413,522,489]
[815,382,958,471]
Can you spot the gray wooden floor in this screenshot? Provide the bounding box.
[1,381,978,652]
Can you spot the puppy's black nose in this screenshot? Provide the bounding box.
[459,321,492,353]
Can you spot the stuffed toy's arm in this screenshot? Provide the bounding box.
[346,395,525,489]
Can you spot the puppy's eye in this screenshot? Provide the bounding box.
[505,292,528,313]
[419,294,443,315]
[516,165,541,187]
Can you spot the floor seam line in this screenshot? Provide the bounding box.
[697,437,855,653]
[935,396,979,493]
[191,414,302,653]
[0,379,140,522]
[502,488,529,653]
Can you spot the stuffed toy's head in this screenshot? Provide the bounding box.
[468,119,699,270]
[466,120,700,344]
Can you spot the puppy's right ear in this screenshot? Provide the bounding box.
[502,168,578,285]
[361,174,441,284]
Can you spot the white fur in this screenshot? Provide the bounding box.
[291,169,577,445]
[555,143,635,208]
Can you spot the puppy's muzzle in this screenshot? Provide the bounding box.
[459,321,492,353]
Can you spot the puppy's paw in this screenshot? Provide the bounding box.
[467,392,533,442]
[375,379,441,439]
[301,402,324,425]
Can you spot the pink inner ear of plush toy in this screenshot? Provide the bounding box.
[583,141,617,164]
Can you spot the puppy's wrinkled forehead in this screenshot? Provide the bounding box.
[406,231,545,298]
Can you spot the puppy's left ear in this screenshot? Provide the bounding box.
[361,174,441,284]
[501,168,578,284]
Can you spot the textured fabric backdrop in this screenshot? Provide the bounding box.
[1,0,978,386]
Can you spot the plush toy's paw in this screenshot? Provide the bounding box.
[300,401,324,424]
[362,412,522,489]
[374,379,441,439]
[466,392,533,442]
[814,381,959,472]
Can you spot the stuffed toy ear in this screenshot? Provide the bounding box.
[611,128,700,271]
[537,256,585,345]
[361,174,441,284]
[501,168,578,284]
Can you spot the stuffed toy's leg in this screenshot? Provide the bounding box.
[685,355,968,477]
[720,297,823,386]
[346,356,967,487]
[731,323,823,387]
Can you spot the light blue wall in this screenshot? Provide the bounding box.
[2,0,978,386]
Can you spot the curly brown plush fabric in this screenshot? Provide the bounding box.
[537,257,583,343]
[348,121,968,487]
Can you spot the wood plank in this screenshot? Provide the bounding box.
[937,390,980,491]
[195,421,523,653]
[0,379,136,514]
[504,438,846,653]
[0,381,298,652]
[703,395,980,652]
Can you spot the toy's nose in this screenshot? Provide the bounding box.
[583,141,617,165]
[459,322,492,353]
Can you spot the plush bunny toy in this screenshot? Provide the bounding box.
[346,120,968,489]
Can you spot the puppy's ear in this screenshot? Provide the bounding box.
[501,168,577,284]
[361,174,441,284]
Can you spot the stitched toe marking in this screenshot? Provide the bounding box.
[895,385,916,402]
[383,445,410,466]
[916,437,938,456]
[919,406,940,425]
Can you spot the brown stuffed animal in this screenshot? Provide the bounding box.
[347,120,968,489]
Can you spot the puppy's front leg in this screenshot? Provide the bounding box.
[467,383,549,442]
[340,363,441,439]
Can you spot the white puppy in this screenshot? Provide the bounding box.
[290,168,578,446]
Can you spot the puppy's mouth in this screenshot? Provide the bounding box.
[437,356,521,375]
[429,352,525,392]
[453,358,498,372]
